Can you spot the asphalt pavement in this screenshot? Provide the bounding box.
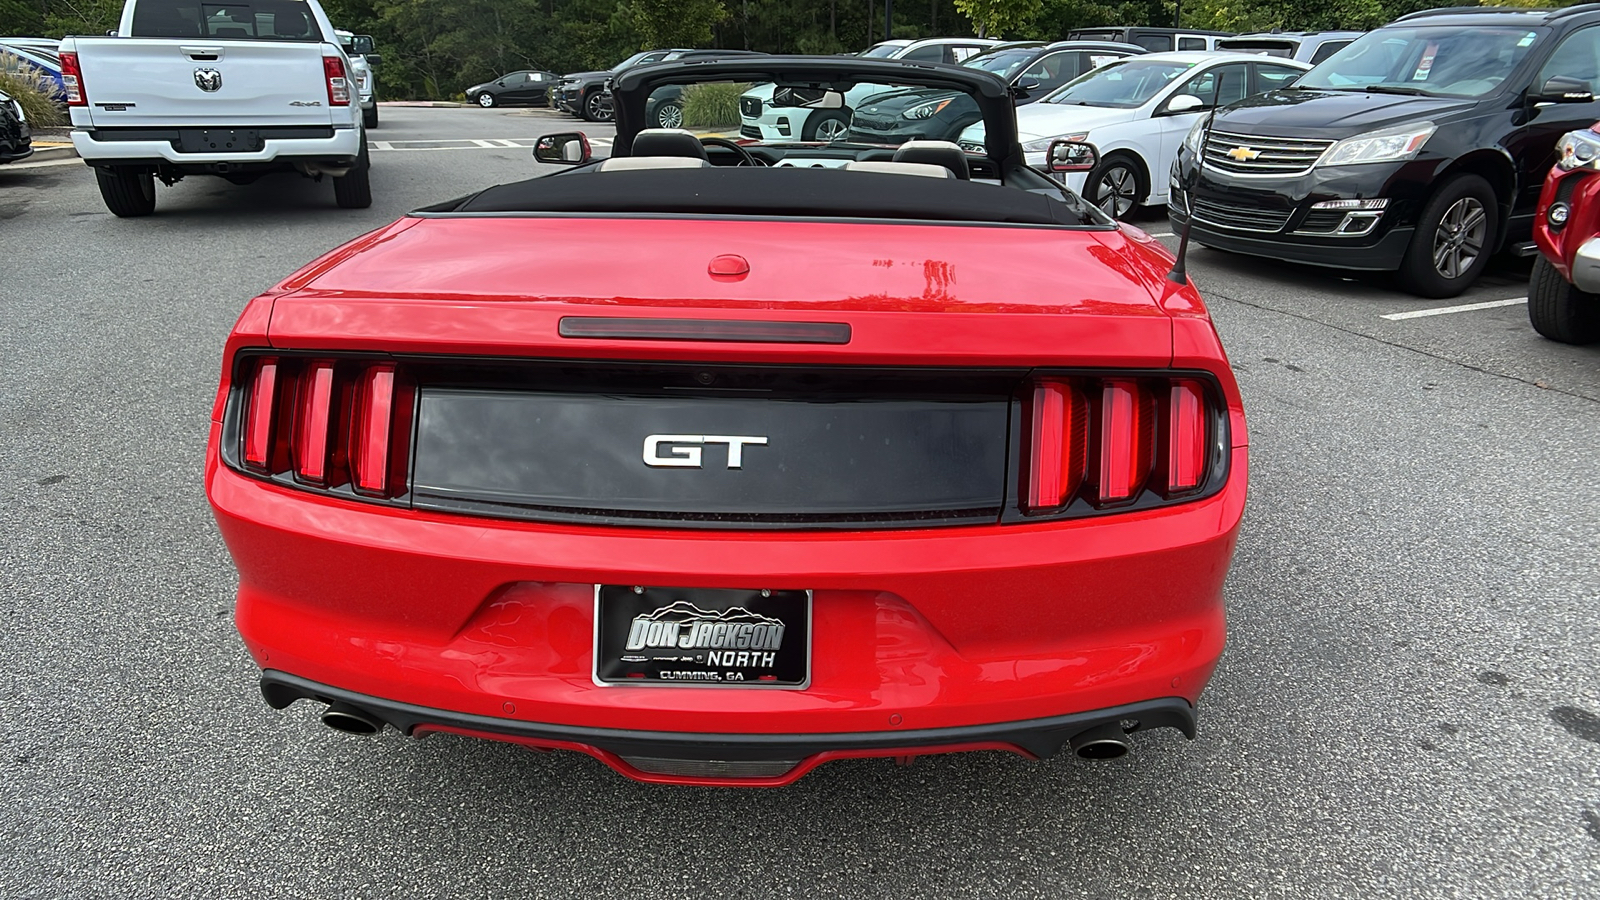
[1,106,1596,898]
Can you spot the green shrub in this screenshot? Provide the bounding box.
[0,53,66,127]
[681,82,747,130]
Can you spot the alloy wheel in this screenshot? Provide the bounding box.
[476,92,494,108]
[657,103,683,129]
[1094,164,1138,219]
[815,117,848,142]
[586,92,612,121]
[1431,197,1487,280]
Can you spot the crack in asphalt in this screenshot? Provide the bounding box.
[1204,287,1600,405]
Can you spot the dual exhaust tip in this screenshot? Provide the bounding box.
[314,702,1134,760]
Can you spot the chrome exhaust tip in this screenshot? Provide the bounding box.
[1070,722,1131,760]
[320,702,383,735]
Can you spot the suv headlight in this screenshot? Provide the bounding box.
[1022,132,1088,153]
[1183,117,1207,153]
[1557,128,1600,171]
[902,98,952,120]
[1318,123,1435,167]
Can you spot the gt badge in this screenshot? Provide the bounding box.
[194,68,222,92]
[1226,146,1261,161]
[643,434,768,468]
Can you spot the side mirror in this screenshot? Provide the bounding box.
[1046,139,1098,173]
[1163,93,1206,115]
[534,132,592,165]
[365,53,382,69]
[1535,75,1594,104]
[351,35,375,55]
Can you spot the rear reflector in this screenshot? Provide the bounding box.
[243,358,279,471]
[1096,380,1154,504]
[292,361,336,484]
[1166,380,1207,494]
[559,317,851,344]
[59,51,85,107]
[1026,381,1088,510]
[351,365,395,495]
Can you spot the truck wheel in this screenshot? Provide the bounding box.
[363,105,379,129]
[1397,174,1497,298]
[95,167,156,218]
[1529,254,1600,344]
[334,141,372,209]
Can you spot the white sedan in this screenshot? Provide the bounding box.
[961,52,1310,218]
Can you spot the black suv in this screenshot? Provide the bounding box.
[1170,5,1600,297]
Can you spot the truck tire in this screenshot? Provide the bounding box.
[1397,174,1497,298]
[1529,253,1600,344]
[333,141,372,209]
[363,105,379,129]
[95,167,156,218]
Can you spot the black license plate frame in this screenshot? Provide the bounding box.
[177,128,263,153]
[592,585,811,689]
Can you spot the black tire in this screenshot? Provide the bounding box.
[363,105,378,129]
[333,140,372,209]
[95,166,156,217]
[1397,174,1497,298]
[1082,153,1146,221]
[475,92,496,108]
[582,89,612,122]
[653,101,683,130]
[802,110,850,142]
[1529,253,1600,344]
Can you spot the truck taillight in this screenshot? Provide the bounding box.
[1022,373,1221,516]
[59,51,86,107]
[324,56,350,106]
[230,356,411,501]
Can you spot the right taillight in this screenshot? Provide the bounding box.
[59,51,85,107]
[1022,373,1219,516]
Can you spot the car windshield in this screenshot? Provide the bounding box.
[611,51,654,72]
[1041,59,1195,108]
[962,48,1042,80]
[861,43,906,59]
[1295,26,1544,98]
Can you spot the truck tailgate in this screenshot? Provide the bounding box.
[74,39,335,127]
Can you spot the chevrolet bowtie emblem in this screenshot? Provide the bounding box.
[1226,146,1261,161]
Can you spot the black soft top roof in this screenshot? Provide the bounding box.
[430,167,1092,226]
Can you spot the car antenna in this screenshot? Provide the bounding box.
[1167,107,1218,286]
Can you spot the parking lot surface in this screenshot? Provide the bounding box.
[1,107,1597,898]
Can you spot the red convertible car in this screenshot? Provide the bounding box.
[205,57,1248,786]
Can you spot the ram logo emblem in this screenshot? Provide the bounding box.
[194,68,222,92]
[1226,146,1262,162]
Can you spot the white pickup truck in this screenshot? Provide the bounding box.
[60,0,370,217]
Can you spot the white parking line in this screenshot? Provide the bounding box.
[1380,297,1528,320]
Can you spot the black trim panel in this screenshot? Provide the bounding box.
[260,669,1197,761]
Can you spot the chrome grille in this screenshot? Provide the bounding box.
[740,96,762,118]
[1202,130,1333,176]
[1190,197,1292,233]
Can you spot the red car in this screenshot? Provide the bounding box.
[205,57,1248,786]
[1531,123,1600,345]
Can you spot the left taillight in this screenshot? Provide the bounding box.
[324,56,350,107]
[1021,372,1221,516]
[59,51,86,107]
[232,355,410,501]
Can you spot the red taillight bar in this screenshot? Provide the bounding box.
[292,361,337,484]
[243,358,279,471]
[351,365,395,495]
[1096,380,1154,505]
[1166,380,1207,494]
[323,56,350,107]
[1026,381,1087,510]
[59,51,85,107]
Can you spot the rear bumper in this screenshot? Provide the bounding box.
[263,669,1195,786]
[72,125,361,165]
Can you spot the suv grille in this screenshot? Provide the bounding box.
[1202,130,1333,176]
[1190,196,1292,233]
[740,96,761,118]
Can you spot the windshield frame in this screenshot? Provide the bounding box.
[1293,24,1550,99]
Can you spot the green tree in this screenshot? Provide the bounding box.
[627,0,728,48]
[952,0,1041,36]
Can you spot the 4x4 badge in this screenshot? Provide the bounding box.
[194,68,222,92]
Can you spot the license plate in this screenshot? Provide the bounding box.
[593,586,811,688]
[177,129,263,153]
